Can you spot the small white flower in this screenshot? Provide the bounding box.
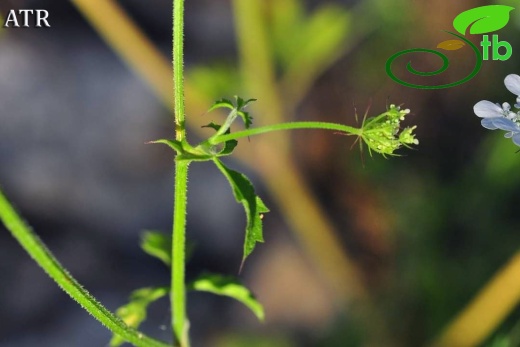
[505,74,520,95]
[480,117,520,146]
[473,100,516,119]
[504,74,520,108]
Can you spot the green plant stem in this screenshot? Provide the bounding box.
[172,0,189,346]
[172,161,189,347]
[230,2,395,344]
[208,121,360,145]
[173,0,186,142]
[0,189,169,347]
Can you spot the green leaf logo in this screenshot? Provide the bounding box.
[453,5,514,35]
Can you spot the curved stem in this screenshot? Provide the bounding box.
[208,121,360,145]
[0,189,169,347]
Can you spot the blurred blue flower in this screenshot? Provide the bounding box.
[480,117,520,146]
[474,100,516,119]
[473,74,520,147]
[504,74,520,108]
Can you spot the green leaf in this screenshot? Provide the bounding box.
[201,122,222,132]
[146,139,184,153]
[0,188,170,347]
[234,96,256,129]
[235,96,256,110]
[220,139,238,156]
[237,110,253,129]
[212,158,269,271]
[110,287,169,347]
[140,230,196,266]
[204,96,256,142]
[453,5,514,35]
[189,273,264,321]
[208,98,234,113]
[148,138,217,162]
[141,231,171,266]
[202,122,238,156]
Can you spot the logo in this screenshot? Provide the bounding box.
[386,5,514,89]
[3,9,50,28]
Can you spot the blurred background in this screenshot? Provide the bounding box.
[1,0,520,346]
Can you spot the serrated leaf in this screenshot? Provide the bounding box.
[189,273,264,321]
[234,96,255,129]
[220,138,238,156]
[212,158,269,271]
[141,231,171,266]
[202,122,222,131]
[201,122,238,156]
[236,96,245,110]
[110,287,169,347]
[237,111,253,129]
[436,39,465,51]
[208,98,235,113]
[235,96,257,110]
[453,5,514,35]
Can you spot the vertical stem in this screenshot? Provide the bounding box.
[172,0,189,346]
[173,0,186,142]
[172,161,189,347]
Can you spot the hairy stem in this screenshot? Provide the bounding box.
[0,189,169,347]
[172,0,189,346]
[173,0,186,142]
[172,161,189,347]
[208,121,360,145]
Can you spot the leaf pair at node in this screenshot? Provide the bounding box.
[109,230,265,347]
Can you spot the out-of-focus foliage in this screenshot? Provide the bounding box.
[186,0,351,107]
[3,0,520,346]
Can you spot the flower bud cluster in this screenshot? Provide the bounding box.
[360,105,418,156]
